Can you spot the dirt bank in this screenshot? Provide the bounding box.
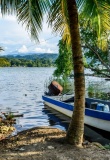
[0,126,110,160]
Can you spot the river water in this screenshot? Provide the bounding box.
[0,67,55,132]
[0,67,110,145]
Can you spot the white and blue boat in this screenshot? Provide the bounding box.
[42,95,110,132]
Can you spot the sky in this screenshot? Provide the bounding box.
[0,13,60,55]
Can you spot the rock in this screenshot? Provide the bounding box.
[47,146,54,149]
[9,126,15,131]
[0,126,9,133]
[19,147,25,151]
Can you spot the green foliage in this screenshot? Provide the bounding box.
[54,39,88,77]
[87,81,110,100]
[80,19,110,77]
[0,57,54,67]
[5,113,14,120]
[79,1,110,38]
[9,58,54,67]
[44,76,74,94]
[0,58,10,67]
[104,144,110,150]
[87,84,95,98]
[54,39,73,78]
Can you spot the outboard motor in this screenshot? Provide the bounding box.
[48,81,63,96]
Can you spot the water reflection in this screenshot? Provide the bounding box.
[43,105,110,145]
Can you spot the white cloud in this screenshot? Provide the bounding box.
[46,48,54,53]
[18,45,28,53]
[34,47,46,53]
[4,15,16,21]
[0,15,60,55]
[1,40,18,45]
[4,46,8,49]
[0,13,16,21]
[39,38,48,46]
[34,47,54,53]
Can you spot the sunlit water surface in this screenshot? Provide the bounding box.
[0,67,110,145]
[0,67,55,132]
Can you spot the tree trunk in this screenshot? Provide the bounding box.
[66,0,85,147]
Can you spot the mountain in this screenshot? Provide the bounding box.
[0,53,58,62]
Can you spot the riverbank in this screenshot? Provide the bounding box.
[0,126,110,160]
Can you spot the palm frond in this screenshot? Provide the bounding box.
[48,0,71,45]
[48,0,110,46]
[0,0,24,14]
[0,47,4,52]
[0,0,50,41]
[79,0,110,36]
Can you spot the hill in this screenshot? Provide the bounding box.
[1,53,58,62]
[0,53,58,67]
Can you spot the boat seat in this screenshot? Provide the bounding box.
[63,97,74,103]
[103,105,110,112]
[90,102,98,109]
[96,104,110,112]
[96,104,104,111]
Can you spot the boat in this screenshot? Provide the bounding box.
[42,95,110,132]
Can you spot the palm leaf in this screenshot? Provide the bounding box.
[79,0,110,36]
[48,0,71,44]
[0,47,4,52]
[48,0,110,47]
[0,0,50,41]
[0,0,24,14]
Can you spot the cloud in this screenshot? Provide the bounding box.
[46,48,54,53]
[0,15,60,55]
[33,47,54,53]
[3,15,16,21]
[18,45,28,53]
[0,40,19,45]
[34,47,46,53]
[0,13,16,21]
[39,38,48,46]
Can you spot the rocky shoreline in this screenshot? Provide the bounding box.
[0,126,110,160]
[0,113,16,141]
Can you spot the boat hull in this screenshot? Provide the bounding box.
[42,95,110,132]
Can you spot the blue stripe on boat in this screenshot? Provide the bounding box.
[42,95,73,111]
[42,96,110,121]
[85,109,110,120]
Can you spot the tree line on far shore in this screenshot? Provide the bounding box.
[0,57,54,67]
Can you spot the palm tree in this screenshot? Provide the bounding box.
[1,0,110,146]
[65,0,85,146]
[46,0,110,146]
[48,0,110,146]
[49,0,85,146]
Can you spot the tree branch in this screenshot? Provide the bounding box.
[88,66,110,78]
[82,44,110,73]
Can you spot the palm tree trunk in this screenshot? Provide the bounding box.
[66,0,85,147]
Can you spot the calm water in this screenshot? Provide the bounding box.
[0,67,110,145]
[0,67,56,132]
